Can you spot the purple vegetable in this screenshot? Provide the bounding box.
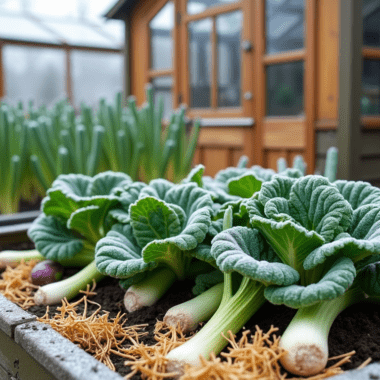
[31,260,64,286]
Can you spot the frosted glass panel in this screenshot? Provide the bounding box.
[151,77,173,120]
[3,45,65,108]
[42,20,120,48]
[266,0,304,54]
[217,11,242,107]
[0,13,60,43]
[189,18,212,108]
[266,61,304,116]
[150,2,174,70]
[72,51,123,108]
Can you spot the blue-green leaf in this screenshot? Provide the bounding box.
[214,167,247,184]
[28,214,84,261]
[334,180,380,210]
[264,257,356,308]
[304,205,380,269]
[227,173,263,198]
[193,269,224,295]
[356,255,380,296]
[182,164,205,187]
[130,197,182,248]
[67,199,119,243]
[90,171,132,196]
[289,176,353,241]
[211,226,299,286]
[250,166,276,182]
[95,224,157,278]
[139,179,175,200]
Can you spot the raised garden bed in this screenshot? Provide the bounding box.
[1,238,380,380]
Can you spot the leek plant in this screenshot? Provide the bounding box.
[124,85,200,182]
[0,88,201,214]
[0,105,33,214]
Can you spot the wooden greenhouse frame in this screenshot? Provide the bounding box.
[106,0,380,184]
[0,12,124,107]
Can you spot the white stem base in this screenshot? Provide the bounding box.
[279,323,328,376]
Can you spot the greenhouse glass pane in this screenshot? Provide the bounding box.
[187,0,238,15]
[265,0,304,54]
[150,2,174,70]
[41,20,119,48]
[189,18,212,108]
[0,13,60,43]
[72,51,123,109]
[151,77,173,120]
[362,60,380,115]
[2,45,66,108]
[266,61,304,116]
[363,0,380,48]
[216,11,242,107]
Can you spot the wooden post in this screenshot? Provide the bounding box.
[124,20,130,99]
[65,47,73,105]
[337,0,363,180]
[0,42,4,100]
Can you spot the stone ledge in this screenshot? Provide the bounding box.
[0,294,36,338]
[331,363,380,380]
[14,321,123,380]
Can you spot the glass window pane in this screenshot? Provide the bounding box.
[3,45,66,108]
[150,2,174,70]
[362,60,380,115]
[266,61,304,116]
[187,0,238,15]
[266,0,305,54]
[0,13,60,44]
[151,77,173,120]
[72,51,123,109]
[41,20,119,48]
[189,18,212,108]
[363,0,380,48]
[216,11,242,107]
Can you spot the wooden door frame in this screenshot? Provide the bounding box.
[254,0,317,172]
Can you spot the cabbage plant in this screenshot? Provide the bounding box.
[94,180,216,312]
[165,175,355,372]
[22,171,133,305]
[274,180,380,376]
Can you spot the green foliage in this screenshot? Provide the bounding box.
[95,182,214,281]
[28,172,127,262]
[0,88,200,214]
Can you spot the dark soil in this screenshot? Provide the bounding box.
[4,240,380,379]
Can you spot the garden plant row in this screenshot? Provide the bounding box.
[0,85,199,214]
[3,147,380,379]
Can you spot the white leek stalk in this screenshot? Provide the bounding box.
[124,267,176,312]
[166,278,265,374]
[164,282,224,333]
[279,287,365,376]
[34,260,104,305]
[0,249,44,269]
